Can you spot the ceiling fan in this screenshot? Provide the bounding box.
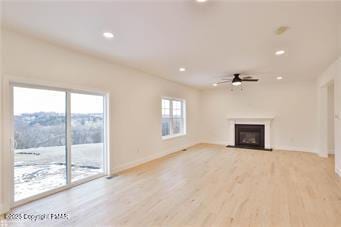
[215,73,259,87]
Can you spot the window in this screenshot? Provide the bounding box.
[161,98,186,138]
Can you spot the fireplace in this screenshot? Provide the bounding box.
[227,117,273,150]
[235,124,265,149]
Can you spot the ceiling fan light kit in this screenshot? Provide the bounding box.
[217,73,259,88]
[232,75,242,86]
[232,82,242,86]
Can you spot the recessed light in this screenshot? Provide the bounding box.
[179,67,186,72]
[103,32,114,39]
[212,83,218,87]
[277,76,283,80]
[275,50,285,56]
[196,0,208,2]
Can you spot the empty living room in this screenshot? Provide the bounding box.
[0,0,341,226]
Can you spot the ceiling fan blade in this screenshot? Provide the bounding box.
[216,80,232,84]
[223,73,240,78]
[242,79,259,82]
[222,76,234,79]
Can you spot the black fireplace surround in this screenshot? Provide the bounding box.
[234,124,265,150]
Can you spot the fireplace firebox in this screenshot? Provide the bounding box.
[235,124,265,149]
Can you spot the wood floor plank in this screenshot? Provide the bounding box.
[6,144,341,227]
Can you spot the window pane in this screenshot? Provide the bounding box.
[172,118,183,134]
[162,117,171,136]
[172,100,181,109]
[71,93,104,182]
[13,87,67,201]
[162,108,170,116]
[172,100,182,117]
[173,109,181,117]
[162,99,170,117]
[162,99,170,109]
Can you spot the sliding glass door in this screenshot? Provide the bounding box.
[13,85,106,203]
[71,93,104,182]
[13,87,67,201]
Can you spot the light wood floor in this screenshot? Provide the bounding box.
[9,144,341,227]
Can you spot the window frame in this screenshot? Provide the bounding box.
[161,97,186,140]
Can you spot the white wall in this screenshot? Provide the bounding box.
[337,2,341,56]
[335,59,341,176]
[200,82,318,152]
[337,2,341,174]
[327,83,335,154]
[317,56,341,175]
[0,2,3,215]
[0,29,201,213]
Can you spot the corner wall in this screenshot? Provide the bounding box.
[0,29,201,213]
[317,56,341,175]
[336,59,341,176]
[0,2,3,214]
[317,2,341,175]
[199,82,318,152]
[338,2,341,56]
[327,83,335,154]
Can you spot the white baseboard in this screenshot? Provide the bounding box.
[318,153,329,158]
[273,146,315,154]
[201,140,228,146]
[336,167,341,177]
[111,143,198,174]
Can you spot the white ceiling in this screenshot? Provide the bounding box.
[2,1,339,88]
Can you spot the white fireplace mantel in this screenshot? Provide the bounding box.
[227,117,274,149]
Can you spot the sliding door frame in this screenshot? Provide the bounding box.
[66,92,72,185]
[6,78,110,208]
